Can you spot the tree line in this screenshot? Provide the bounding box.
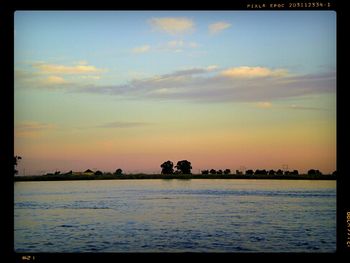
[14,156,336,176]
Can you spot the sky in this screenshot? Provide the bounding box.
[14,11,336,175]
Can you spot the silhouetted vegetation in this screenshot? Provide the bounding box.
[224,169,231,175]
[175,160,192,174]
[308,169,322,175]
[246,169,254,175]
[95,170,103,176]
[14,156,22,175]
[255,169,268,175]
[161,160,174,174]
[291,170,299,175]
[14,158,335,182]
[201,168,230,175]
[114,168,123,175]
[14,171,336,182]
[276,169,283,175]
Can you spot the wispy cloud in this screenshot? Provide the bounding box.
[157,40,199,52]
[287,105,328,111]
[149,17,194,35]
[97,121,153,128]
[131,41,199,54]
[43,76,67,85]
[15,61,105,89]
[220,66,288,78]
[254,102,327,111]
[15,121,57,138]
[32,62,104,74]
[77,67,335,103]
[209,22,231,34]
[132,45,151,54]
[20,63,334,104]
[79,75,101,80]
[76,60,89,65]
[256,102,273,109]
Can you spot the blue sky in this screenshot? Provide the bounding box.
[15,11,336,82]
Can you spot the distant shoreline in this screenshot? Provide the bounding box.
[14,173,336,182]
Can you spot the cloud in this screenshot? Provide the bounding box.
[256,102,273,109]
[167,40,184,48]
[132,45,151,54]
[149,17,194,35]
[79,75,101,80]
[15,61,105,89]
[220,66,288,78]
[254,102,326,111]
[33,62,104,74]
[97,121,152,128]
[149,65,219,81]
[76,60,89,65]
[15,121,57,138]
[209,22,231,34]
[43,76,67,85]
[59,66,336,103]
[206,65,219,71]
[287,105,328,111]
[188,42,198,48]
[157,40,199,53]
[131,41,199,54]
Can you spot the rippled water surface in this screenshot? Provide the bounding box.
[14,179,336,252]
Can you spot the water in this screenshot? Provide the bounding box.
[14,179,336,252]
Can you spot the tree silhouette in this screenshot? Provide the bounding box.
[291,170,299,175]
[217,169,223,175]
[209,169,217,175]
[246,169,254,175]
[255,169,267,175]
[268,170,275,175]
[308,169,316,175]
[224,169,231,175]
[276,169,283,175]
[201,170,209,175]
[14,156,22,175]
[95,170,103,176]
[308,169,322,175]
[114,169,123,175]
[160,160,174,174]
[175,160,192,174]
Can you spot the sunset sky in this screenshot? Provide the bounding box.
[14,11,336,175]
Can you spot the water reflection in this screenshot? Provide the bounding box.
[15,179,336,252]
